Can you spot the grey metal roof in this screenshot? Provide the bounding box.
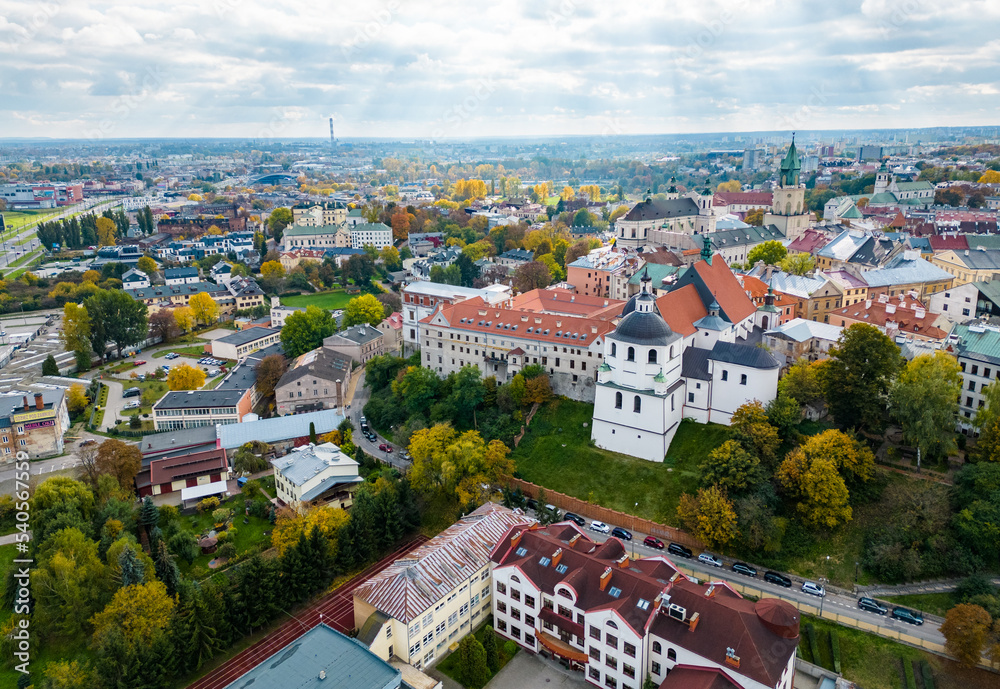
[681,347,712,381]
[708,341,780,369]
[154,389,246,410]
[164,267,198,278]
[277,348,352,388]
[139,425,218,456]
[610,303,680,347]
[217,409,344,449]
[215,361,258,393]
[326,324,382,346]
[216,327,280,346]
[709,225,785,249]
[862,257,953,287]
[0,390,65,420]
[622,197,700,222]
[300,474,365,502]
[764,318,844,343]
[272,442,358,486]
[222,624,400,689]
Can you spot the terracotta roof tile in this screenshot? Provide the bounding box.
[654,284,707,337]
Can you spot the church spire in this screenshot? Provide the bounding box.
[779,134,801,187]
[700,234,713,265]
[640,265,651,292]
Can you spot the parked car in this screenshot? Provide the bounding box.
[858,597,888,615]
[563,512,586,527]
[206,368,220,376]
[764,571,792,588]
[378,443,393,453]
[123,401,141,410]
[136,374,146,381]
[133,360,146,366]
[698,552,723,568]
[643,536,665,549]
[122,387,141,398]
[611,527,632,541]
[165,352,180,360]
[731,562,757,577]
[364,431,376,442]
[402,451,411,461]
[526,498,538,511]
[667,542,693,559]
[161,365,170,372]
[801,581,826,597]
[589,521,611,534]
[891,607,923,625]
[79,439,96,447]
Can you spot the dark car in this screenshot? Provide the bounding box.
[858,597,888,615]
[365,431,377,442]
[378,443,393,453]
[764,571,792,588]
[611,527,632,541]
[667,542,693,559]
[122,387,141,398]
[643,536,664,549]
[526,498,538,510]
[731,562,757,577]
[891,607,923,626]
[563,512,586,527]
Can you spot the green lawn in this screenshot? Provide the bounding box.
[153,344,211,359]
[281,290,353,310]
[882,592,955,618]
[176,499,273,577]
[512,400,729,523]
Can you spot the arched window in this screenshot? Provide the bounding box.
[626,346,635,362]
[605,620,618,629]
[667,648,676,661]
[785,202,791,215]
[611,342,617,358]
[653,641,662,654]
[669,346,674,359]
[615,392,622,409]
[633,396,641,413]
[648,349,657,364]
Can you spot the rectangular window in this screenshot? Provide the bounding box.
[423,614,433,628]
[606,633,617,648]
[524,594,535,608]
[624,642,636,658]
[525,614,535,627]
[721,370,728,381]
[436,622,446,635]
[605,655,617,669]
[590,625,600,640]
[589,667,601,681]
[460,603,469,617]
[497,582,506,595]
[652,662,661,675]
[688,392,694,403]
[740,373,747,385]
[623,664,635,679]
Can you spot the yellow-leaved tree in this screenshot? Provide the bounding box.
[408,425,514,506]
[676,485,738,549]
[188,292,218,325]
[174,306,195,332]
[96,217,117,247]
[168,363,206,391]
[91,580,175,647]
[271,506,349,557]
[67,384,88,415]
[978,170,1000,184]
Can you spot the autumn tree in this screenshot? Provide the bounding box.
[890,352,962,465]
[136,255,157,275]
[779,252,815,276]
[702,440,761,494]
[267,207,293,243]
[716,180,741,193]
[744,208,765,226]
[96,439,143,491]
[380,244,402,271]
[821,323,904,432]
[168,363,206,391]
[280,305,335,357]
[729,401,781,467]
[62,302,92,369]
[33,527,107,638]
[149,310,179,343]
[67,384,89,416]
[254,354,288,398]
[343,293,385,327]
[271,506,349,556]
[778,358,824,406]
[96,216,117,246]
[524,375,553,405]
[189,292,219,325]
[408,425,514,505]
[942,604,993,668]
[260,260,286,292]
[173,306,195,332]
[747,240,787,266]
[978,170,1000,184]
[676,486,738,549]
[513,260,552,292]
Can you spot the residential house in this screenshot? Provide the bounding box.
[323,324,384,365]
[353,503,535,670]
[490,522,799,689]
[496,248,534,269]
[931,248,1000,285]
[210,261,234,285]
[379,312,404,355]
[271,442,362,510]
[164,266,199,285]
[763,319,844,369]
[828,294,947,343]
[275,347,354,415]
[814,229,903,273]
[270,296,306,328]
[755,270,845,323]
[121,268,150,289]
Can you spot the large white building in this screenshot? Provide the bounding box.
[402,282,511,351]
[350,222,393,250]
[490,522,799,689]
[591,250,780,461]
[271,442,362,510]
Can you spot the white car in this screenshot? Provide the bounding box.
[123,401,141,410]
[698,552,723,568]
[801,581,826,597]
[589,521,610,534]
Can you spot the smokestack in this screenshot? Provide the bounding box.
[22,396,29,411]
[329,117,335,147]
[34,393,43,410]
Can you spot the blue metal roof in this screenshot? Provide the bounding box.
[217,409,344,449]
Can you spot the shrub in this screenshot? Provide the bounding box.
[197,496,221,514]
[830,632,841,673]
[806,623,820,667]
[502,640,517,660]
[920,660,934,689]
[217,542,237,559]
[904,659,916,689]
[211,508,231,525]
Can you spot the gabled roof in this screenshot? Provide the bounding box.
[217,409,344,449]
[861,257,953,288]
[216,326,279,346]
[708,341,779,369]
[654,284,708,337]
[277,347,352,388]
[765,318,844,343]
[621,197,700,222]
[712,191,772,206]
[354,503,534,623]
[666,258,756,326]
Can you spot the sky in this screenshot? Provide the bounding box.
[1,0,999,140]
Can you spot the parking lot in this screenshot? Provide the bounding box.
[113,353,225,382]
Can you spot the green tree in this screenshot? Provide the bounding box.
[747,240,787,266]
[974,379,1000,431]
[766,392,802,439]
[280,305,335,357]
[457,634,490,688]
[343,293,386,327]
[33,528,107,638]
[342,253,376,285]
[729,401,781,467]
[701,440,761,494]
[393,365,441,416]
[890,352,962,466]
[267,207,293,243]
[778,359,824,406]
[821,323,904,432]
[42,354,59,375]
[483,625,500,673]
[61,302,92,362]
[779,252,815,276]
[83,289,149,360]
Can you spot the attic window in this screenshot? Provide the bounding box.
[572,333,578,339]
[581,335,587,341]
[515,547,528,557]
[556,331,562,337]
[539,557,551,567]
[555,563,568,574]
[637,598,650,611]
[512,325,518,330]
[544,329,550,335]
[609,587,622,598]
[527,327,533,333]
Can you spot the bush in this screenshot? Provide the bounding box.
[197,496,221,514]
[217,542,237,559]
[904,658,916,689]
[806,623,820,666]
[502,640,517,660]
[830,632,841,673]
[920,660,935,689]
[211,508,231,525]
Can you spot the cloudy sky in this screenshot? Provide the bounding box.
[1,0,999,140]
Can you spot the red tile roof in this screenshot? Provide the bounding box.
[712,192,773,207]
[690,258,757,324]
[659,666,741,689]
[655,284,707,337]
[928,234,969,251]
[830,297,947,340]
[786,228,829,255]
[149,448,228,485]
[510,288,624,320]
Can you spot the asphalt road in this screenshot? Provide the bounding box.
[346,370,410,471]
[528,508,948,649]
[0,198,120,270]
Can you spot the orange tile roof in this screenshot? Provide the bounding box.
[691,258,757,324]
[654,284,707,337]
[830,298,946,340]
[510,288,624,321]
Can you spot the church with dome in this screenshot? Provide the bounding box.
[592,244,781,462]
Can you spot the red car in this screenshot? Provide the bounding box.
[133,360,147,366]
[643,536,665,549]
[378,443,393,453]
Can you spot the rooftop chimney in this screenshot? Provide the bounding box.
[34,393,43,410]
[599,567,613,591]
[688,611,701,633]
[510,530,524,549]
[616,553,630,569]
[568,533,581,547]
[22,396,29,411]
[552,547,563,567]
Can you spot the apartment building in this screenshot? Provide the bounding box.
[292,202,348,226]
[350,222,393,250]
[210,327,282,360]
[401,282,512,350]
[282,223,351,251]
[323,324,385,366]
[828,294,947,344]
[352,503,535,671]
[947,322,1000,431]
[0,391,70,461]
[271,442,362,509]
[275,347,353,415]
[164,267,200,285]
[490,522,798,689]
[153,389,252,430]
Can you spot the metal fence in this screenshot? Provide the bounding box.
[505,477,704,550]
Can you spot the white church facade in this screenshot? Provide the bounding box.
[591,248,781,462]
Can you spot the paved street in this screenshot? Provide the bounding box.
[0,198,118,273]
[98,379,125,431]
[346,369,411,471]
